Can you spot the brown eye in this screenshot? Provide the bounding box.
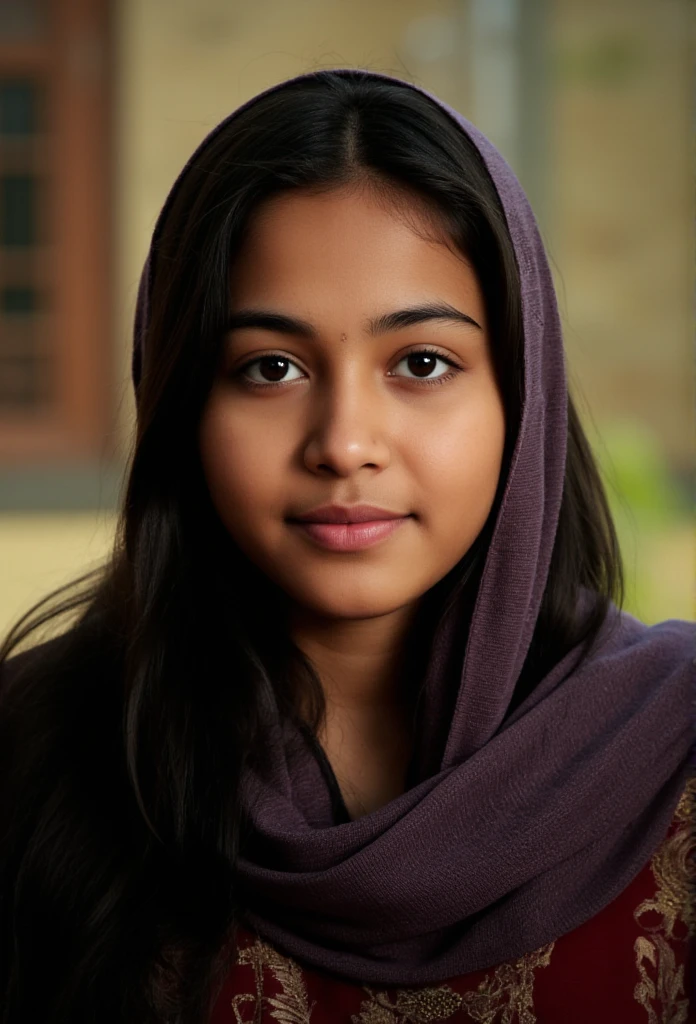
[390,348,461,382]
[257,356,290,382]
[404,352,439,378]
[240,355,304,385]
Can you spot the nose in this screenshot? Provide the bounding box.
[302,371,391,477]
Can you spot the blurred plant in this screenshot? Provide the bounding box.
[589,419,694,623]
[594,420,689,525]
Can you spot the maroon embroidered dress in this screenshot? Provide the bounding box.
[211,777,695,1024]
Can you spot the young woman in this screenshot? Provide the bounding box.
[0,68,693,1024]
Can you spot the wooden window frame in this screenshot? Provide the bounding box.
[0,0,113,463]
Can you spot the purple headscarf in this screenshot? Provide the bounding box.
[132,68,695,984]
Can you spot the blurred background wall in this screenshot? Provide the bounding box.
[0,0,693,638]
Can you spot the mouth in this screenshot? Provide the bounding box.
[289,504,409,524]
[285,502,413,552]
[287,516,412,552]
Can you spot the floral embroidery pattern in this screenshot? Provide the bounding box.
[352,942,555,1024]
[231,932,555,1024]
[351,983,464,1023]
[232,935,315,1024]
[633,777,696,1024]
[456,943,556,1024]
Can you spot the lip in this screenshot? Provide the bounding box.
[289,504,407,524]
[289,517,410,552]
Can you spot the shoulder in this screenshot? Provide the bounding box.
[0,632,85,722]
[598,602,696,658]
[0,634,70,713]
[0,629,121,755]
[1,615,121,695]
[591,606,696,720]
[0,629,126,833]
[1,634,69,683]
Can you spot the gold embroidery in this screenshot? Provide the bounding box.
[457,943,556,1024]
[635,820,695,941]
[233,933,466,1024]
[633,777,696,1023]
[673,777,695,825]
[351,984,463,1023]
[353,942,555,1024]
[634,935,688,1024]
[232,935,315,1024]
[231,931,555,1024]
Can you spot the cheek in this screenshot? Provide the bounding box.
[415,393,505,533]
[198,401,283,531]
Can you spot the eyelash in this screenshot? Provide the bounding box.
[232,347,463,391]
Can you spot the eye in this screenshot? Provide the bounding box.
[238,355,305,387]
[389,348,461,384]
[233,347,463,390]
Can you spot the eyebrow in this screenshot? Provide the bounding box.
[225,301,482,340]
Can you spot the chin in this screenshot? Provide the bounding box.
[284,584,417,623]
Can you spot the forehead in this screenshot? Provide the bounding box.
[229,187,484,318]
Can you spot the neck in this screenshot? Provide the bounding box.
[287,602,423,718]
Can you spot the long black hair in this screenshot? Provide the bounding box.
[0,70,623,1023]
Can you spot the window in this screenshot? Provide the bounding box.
[0,0,112,468]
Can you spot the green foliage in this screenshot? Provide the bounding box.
[590,420,694,624]
[593,421,688,529]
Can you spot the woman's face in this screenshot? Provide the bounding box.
[199,186,506,623]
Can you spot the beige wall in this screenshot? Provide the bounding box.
[0,513,116,643]
[550,0,693,474]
